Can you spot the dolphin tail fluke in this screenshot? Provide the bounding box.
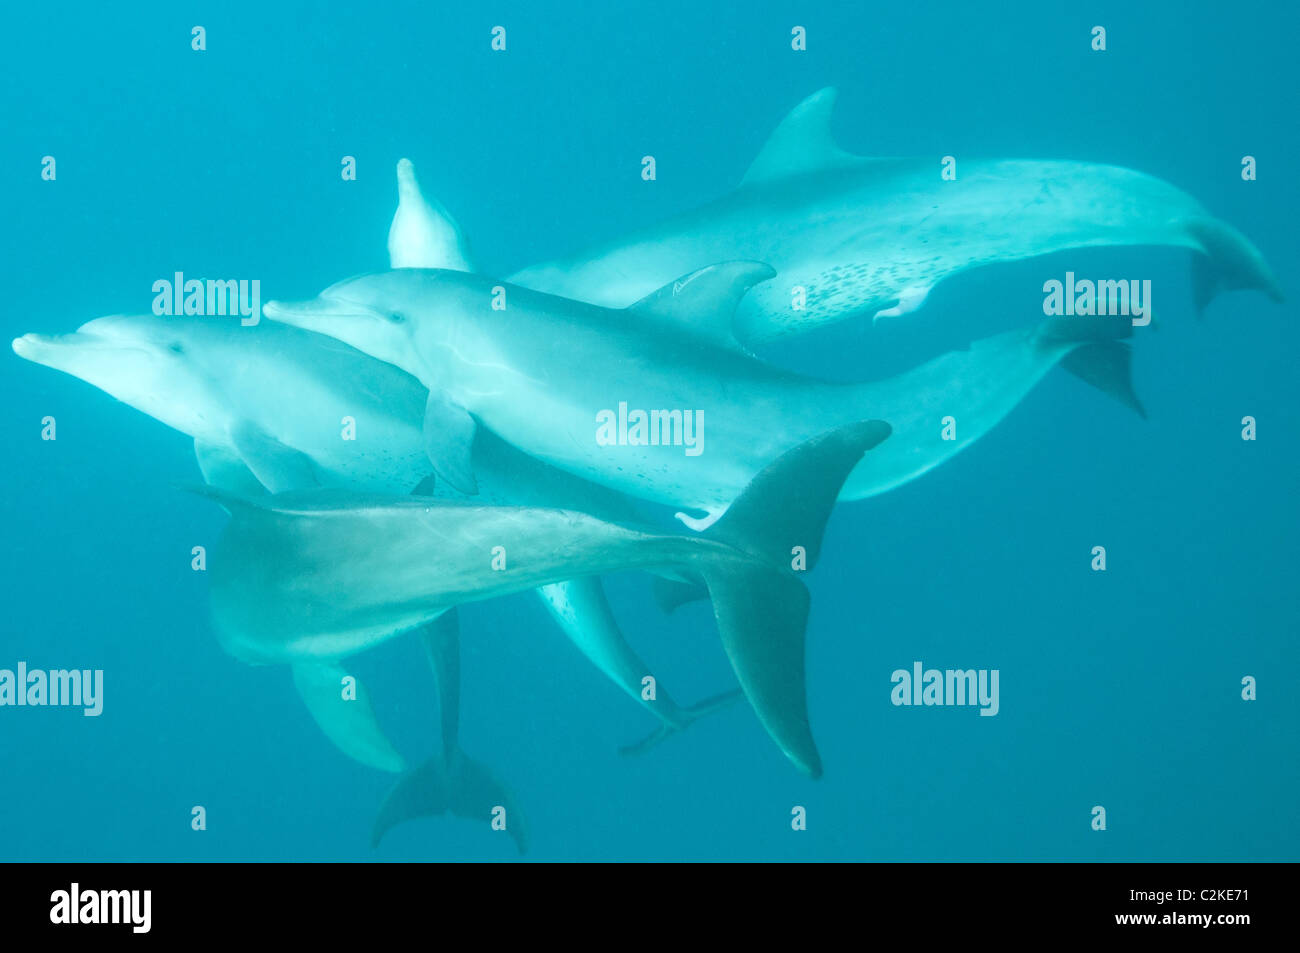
[371,749,528,854]
[1185,217,1284,315]
[1038,315,1146,419]
[371,755,448,848]
[698,420,893,777]
[371,611,528,853]
[446,748,529,854]
[618,688,746,757]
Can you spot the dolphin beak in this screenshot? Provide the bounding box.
[13,329,148,372]
[260,299,303,324]
[263,297,385,333]
[12,332,62,365]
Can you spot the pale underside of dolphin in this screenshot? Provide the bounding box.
[265,263,1143,528]
[389,88,1282,346]
[192,420,895,777]
[10,316,732,769]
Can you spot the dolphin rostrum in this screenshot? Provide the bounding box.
[189,419,893,777]
[393,89,1281,346]
[10,316,734,765]
[265,263,1143,528]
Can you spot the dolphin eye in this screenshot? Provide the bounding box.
[168,342,185,354]
[389,312,406,324]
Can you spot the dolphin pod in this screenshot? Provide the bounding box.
[187,420,892,778]
[10,85,1282,853]
[10,317,738,770]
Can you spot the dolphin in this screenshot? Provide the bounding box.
[10,316,735,763]
[188,419,896,777]
[264,263,1142,528]
[393,89,1281,346]
[12,316,432,497]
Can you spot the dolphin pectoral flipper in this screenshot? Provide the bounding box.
[193,440,268,497]
[228,421,319,493]
[410,472,439,496]
[535,576,725,733]
[291,662,407,773]
[535,578,745,752]
[422,390,478,495]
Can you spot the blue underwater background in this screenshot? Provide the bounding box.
[1,1,1296,861]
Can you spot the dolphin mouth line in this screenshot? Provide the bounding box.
[14,331,72,349]
[12,332,161,375]
[263,299,387,324]
[14,331,149,352]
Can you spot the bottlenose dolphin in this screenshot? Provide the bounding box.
[393,89,1281,345]
[11,316,734,760]
[189,419,894,777]
[265,264,1141,527]
[13,316,431,497]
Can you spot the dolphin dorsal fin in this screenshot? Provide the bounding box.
[387,158,475,271]
[228,421,320,493]
[740,87,855,188]
[626,261,776,351]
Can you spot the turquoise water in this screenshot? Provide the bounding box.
[2,1,1296,861]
